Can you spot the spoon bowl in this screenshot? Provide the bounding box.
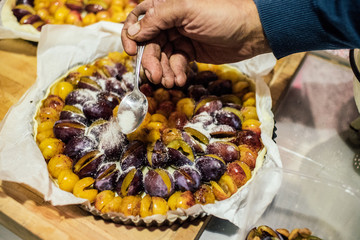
[117,44,148,134]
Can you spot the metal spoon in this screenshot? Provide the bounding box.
[117,43,148,134]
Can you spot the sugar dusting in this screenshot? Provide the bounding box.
[98,119,127,156]
[118,110,136,134]
[122,72,135,85]
[184,112,215,140]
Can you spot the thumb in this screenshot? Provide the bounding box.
[126,1,181,42]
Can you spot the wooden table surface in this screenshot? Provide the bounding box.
[0,38,306,240]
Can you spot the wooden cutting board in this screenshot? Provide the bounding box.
[0,39,306,240]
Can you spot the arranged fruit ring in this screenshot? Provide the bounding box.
[5,0,138,33]
[33,50,267,225]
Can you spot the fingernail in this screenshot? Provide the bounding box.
[161,77,167,87]
[162,77,173,89]
[128,22,140,36]
[174,77,181,87]
[145,69,152,81]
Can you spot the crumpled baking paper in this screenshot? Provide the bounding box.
[0,22,282,229]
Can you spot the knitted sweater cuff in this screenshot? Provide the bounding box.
[253,0,328,58]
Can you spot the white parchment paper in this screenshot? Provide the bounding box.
[0,22,282,228]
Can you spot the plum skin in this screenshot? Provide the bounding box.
[143,169,174,198]
[63,136,98,162]
[120,140,146,171]
[83,100,113,122]
[173,166,201,192]
[116,168,144,197]
[195,155,227,182]
[206,141,239,163]
[94,164,120,191]
[53,119,86,143]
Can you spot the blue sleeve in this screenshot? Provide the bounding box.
[253,0,360,58]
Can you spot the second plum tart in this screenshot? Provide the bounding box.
[8,0,139,32]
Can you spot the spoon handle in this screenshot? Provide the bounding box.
[133,14,145,91]
[134,44,145,91]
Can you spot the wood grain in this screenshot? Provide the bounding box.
[0,39,305,240]
[267,53,307,111]
[0,39,37,120]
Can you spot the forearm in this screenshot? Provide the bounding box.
[254,0,360,58]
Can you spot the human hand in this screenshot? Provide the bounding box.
[121,0,271,88]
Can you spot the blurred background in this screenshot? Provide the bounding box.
[200,50,360,240]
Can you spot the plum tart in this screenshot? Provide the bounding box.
[34,50,266,222]
[9,0,139,32]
